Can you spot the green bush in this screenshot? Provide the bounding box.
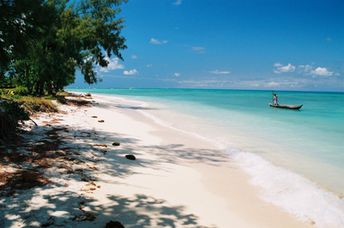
[13,86,29,95]
[18,97,58,113]
[0,86,29,97]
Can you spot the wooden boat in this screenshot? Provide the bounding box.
[269,103,303,110]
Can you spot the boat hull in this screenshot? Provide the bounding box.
[269,103,303,110]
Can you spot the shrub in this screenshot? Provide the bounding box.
[14,86,29,95]
[0,86,29,96]
[0,96,58,143]
[18,97,58,114]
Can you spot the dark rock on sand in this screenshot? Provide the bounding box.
[73,211,96,221]
[98,120,104,123]
[125,154,136,160]
[105,221,125,228]
[91,116,98,118]
[112,142,120,146]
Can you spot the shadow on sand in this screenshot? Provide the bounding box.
[0,118,224,227]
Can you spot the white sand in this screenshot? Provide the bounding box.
[0,93,312,228]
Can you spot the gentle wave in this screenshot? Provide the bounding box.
[227,148,344,227]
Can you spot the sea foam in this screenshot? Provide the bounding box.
[227,148,344,227]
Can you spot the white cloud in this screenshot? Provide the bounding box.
[273,63,296,74]
[174,72,181,77]
[299,65,334,77]
[149,38,168,45]
[131,54,138,59]
[173,0,182,5]
[192,46,205,54]
[123,69,138,76]
[311,67,334,76]
[210,69,231,75]
[99,57,124,72]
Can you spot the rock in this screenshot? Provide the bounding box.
[73,211,96,221]
[98,120,104,123]
[112,142,120,146]
[91,116,98,118]
[105,221,125,228]
[125,154,136,160]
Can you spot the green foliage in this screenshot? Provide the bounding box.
[0,86,29,96]
[0,0,127,95]
[0,0,52,73]
[13,86,29,95]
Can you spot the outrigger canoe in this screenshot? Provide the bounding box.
[269,103,303,110]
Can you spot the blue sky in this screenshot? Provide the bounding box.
[71,0,344,91]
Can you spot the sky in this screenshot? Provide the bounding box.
[71,0,344,91]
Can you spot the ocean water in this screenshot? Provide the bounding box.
[73,88,344,226]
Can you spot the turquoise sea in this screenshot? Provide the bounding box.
[72,88,344,225]
[74,89,344,189]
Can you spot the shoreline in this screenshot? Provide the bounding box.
[84,93,313,227]
[0,92,326,227]
[90,93,344,227]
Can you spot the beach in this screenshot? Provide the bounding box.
[1,0,343,227]
[0,92,316,228]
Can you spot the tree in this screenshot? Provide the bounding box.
[0,0,50,79]
[1,0,127,95]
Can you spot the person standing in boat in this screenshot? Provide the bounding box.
[273,93,279,105]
